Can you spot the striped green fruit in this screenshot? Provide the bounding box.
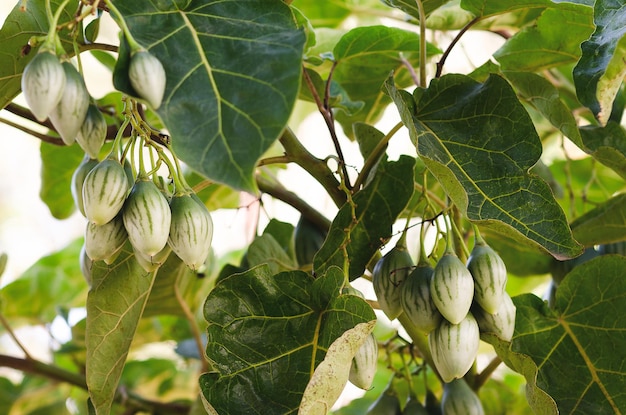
[76,104,107,158]
[72,155,99,217]
[400,261,442,334]
[168,193,213,270]
[430,252,474,324]
[123,178,172,257]
[429,313,480,383]
[84,215,128,263]
[134,244,171,273]
[48,61,90,145]
[441,379,485,415]
[80,244,93,288]
[348,333,377,390]
[129,50,166,109]
[82,157,130,225]
[372,244,414,320]
[466,241,507,314]
[21,50,66,121]
[403,396,428,415]
[474,292,516,342]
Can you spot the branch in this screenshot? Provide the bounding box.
[473,355,502,390]
[256,173,331,231]
[278,128,346,207]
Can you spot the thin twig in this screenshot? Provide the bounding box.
[0,117,63,145]
[435,16,481,78]
[174,274,209,373]
[474,355,502,389]
[415,0,427,87]
[0,314,34,360]
[353,121,404,190]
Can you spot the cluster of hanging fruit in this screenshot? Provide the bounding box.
[369,224,515,413]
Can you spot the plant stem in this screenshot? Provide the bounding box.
[0,314,33,360]
[0,353,87,388]
[278,128,346,207]
[474,355,502,389]
[415,0,427,87]
[353,121,404,191]
[435,16,481,78]
[174,275,209,373]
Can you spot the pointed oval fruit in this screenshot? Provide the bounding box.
[84,215,128,262]
[429,313,480,383]
[431,252,474,324]
[129,50,166,109]
[349,333,377,390]
[48,61,90,145]
[82,158,130,225]
[467,241,507,314]
[441,379,485,415]
[133,244,171,273]
[76,104,107,158]
[474,292,516,342]
[123,178,172,257]
[21,50,66,121]
[72,155,99,216]
[372,245,413,320]
[168,193,213,270]
[401,262,442,334]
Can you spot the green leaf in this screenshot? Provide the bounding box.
[85,244,157,415]
[573,0,626,123]
[313,156,415,280]
[493,3,594,72]
[580,121,626,180]
[40,142,84,219]
[201,265,376,414]
[485,331,558,415]
[332,25,440,137]
[386,74,582,260]
[300,321,376,414]
[509,256,626,413]
[247,233,298,274]
[112,0,306,193]
[0,239,86,322]
[460,0,552,17]
[381,0,454,19]
[570,193,626,246]
[504,71,583,148]
[0,0,78,109]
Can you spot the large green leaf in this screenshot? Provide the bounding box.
[112,0,306,193]
[507,256,626,414]
[40,142,84,219]
[493,3,594,72]
[580,121,626,180]
[570,193,626,246]
[0,239,86,322]
[313,156,415,281]
[200,265,375,414]
[85,243,157,415]
[332,25,440,137]
[386,74,582,260]
[460,0,551,17]
[0,0,78,109]
[573,0,626,124]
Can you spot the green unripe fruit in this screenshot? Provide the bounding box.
[403,396,428,415]
[348,333,377,390]
[83,158,130,225]
[294,215,327,266]
[72,155,99,217]
[48,62,90,145]
[123,178,172,257]
[21,50,66,121]
[168,193,213,270]
[429,313,480,383]
[466,241,507,314]
[129,50,166,109]
[597,241,626,255]
[84,215,128,263]
[134,244,171,273]
[366,384,401,415]
[430,252,474,324]
[474,292,516,342]
[441,379,485,415]
[400,262,442,334]
[76,104,107,158]
[372,244,413,320]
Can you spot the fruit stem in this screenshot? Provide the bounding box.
[472,224,487,247]
[103,0,143,53]
[109,117,130,162]
[42,0,72,53]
